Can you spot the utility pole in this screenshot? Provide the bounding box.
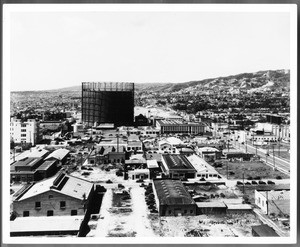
[226,160,229,180]
[278,125,281,157]
[272,145,275,170]
[242,164,245,194]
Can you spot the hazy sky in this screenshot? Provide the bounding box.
[9,9,290,91]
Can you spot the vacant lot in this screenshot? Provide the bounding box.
[149,213,261,237]
[215,161,289,180]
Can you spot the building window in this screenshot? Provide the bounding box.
[48,195,53,199]
[71,210,77,216]
[35,201,41,209]
[21,124,26,127]
[168,210,172,215]
[60,201,66,209]
[23,211,29,217]
[47,210,54,216]
[190,210,193,214]
[21,129,26,132]
[184,210,187,214]
[21,134,26,137]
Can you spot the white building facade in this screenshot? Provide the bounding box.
[10,118,41,146]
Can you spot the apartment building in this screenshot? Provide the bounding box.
[10,118,41,146]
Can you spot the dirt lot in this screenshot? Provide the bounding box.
[148,213,261,237]
[215,161,289,180]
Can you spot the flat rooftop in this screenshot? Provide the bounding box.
[10,215,84,233]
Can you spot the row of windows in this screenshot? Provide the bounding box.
[35,201,66,209]
[21,134,26,137]
[23,209,77,217]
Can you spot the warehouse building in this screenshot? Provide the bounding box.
[153,179,197,216]
[156,119,205,135]
[13,172,94,217]
[161,154,197,179]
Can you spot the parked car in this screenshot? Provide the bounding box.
[251,181,258,185]
[258,181,266,185]
[267,180,275,185]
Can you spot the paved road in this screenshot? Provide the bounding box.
[232,142,290,175]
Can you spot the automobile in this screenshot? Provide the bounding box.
[150,209,158,214]
[136,179,144,183]
[236,181,243,185]
[106,179,113,184]
[251,181,258,185]
[267,180,275,185]
[258,181,266,185]
[118,183,125,189]
[245,182,251,185]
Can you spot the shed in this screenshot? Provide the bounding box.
[251,224,279,237]
[196,201,227,214]
[10,215,84,236]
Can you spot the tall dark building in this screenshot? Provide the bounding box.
[82,82,134,127]
[266,114,282,125]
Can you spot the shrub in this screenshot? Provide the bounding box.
[276,176,282,180]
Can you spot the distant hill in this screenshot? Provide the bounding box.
[18,69,289,94]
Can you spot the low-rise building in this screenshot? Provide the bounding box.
[128,168,150,180]
[13,172,95,217]
[196,202,227,214]
[156,120,205,135]
[153,179,197,216]
[255,190,290,216]
[187,154,221,180]
[251,224,279,237]
[10,118,41,146]
[45,148,70,166]
[10,215,84,237]
[161,154,197,179]
[10,157,44,183]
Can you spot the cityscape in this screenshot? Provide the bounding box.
[9,71,292,238]
[4,4,296,245]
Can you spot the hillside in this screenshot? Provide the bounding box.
[29,69,289,94]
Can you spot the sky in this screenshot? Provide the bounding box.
[8,7,291,91]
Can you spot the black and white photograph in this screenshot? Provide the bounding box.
[2,3,297,245]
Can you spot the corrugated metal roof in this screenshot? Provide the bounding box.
[36,160,57,171]
[196,202,227,208]
[16,173,94,201]
[153,179,195,205]
[226,204,252,210]
[162,154,196,171]
[45,148,70,161]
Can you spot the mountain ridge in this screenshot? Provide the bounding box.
[12,69,289,93]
